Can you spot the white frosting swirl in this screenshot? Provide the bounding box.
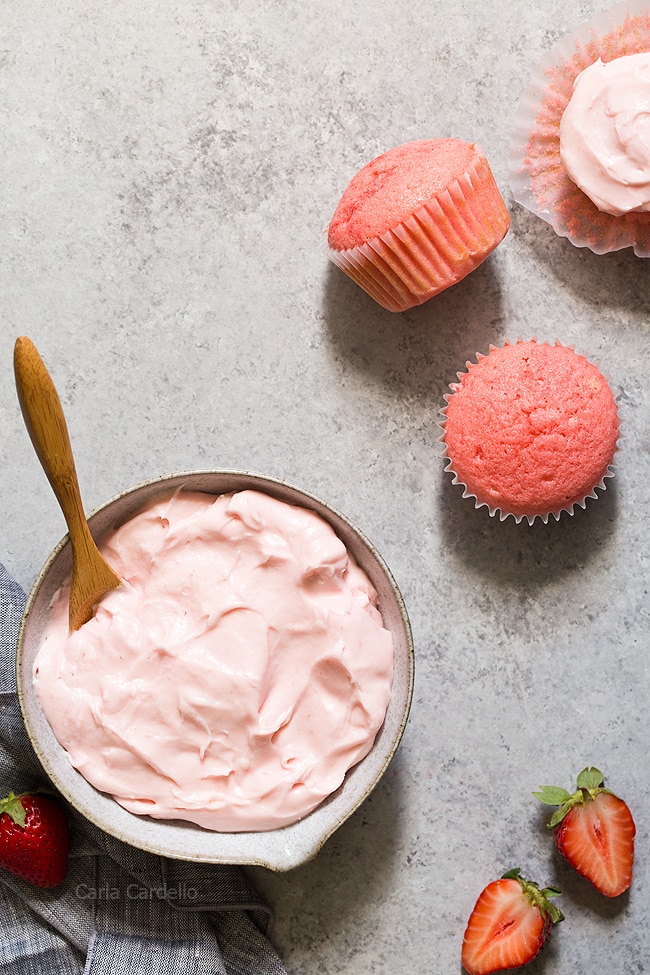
[560,53,650,216]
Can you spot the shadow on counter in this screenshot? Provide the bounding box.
[320,251,511,406]
[436,463,619,589]
[249,743,406,939]
[510,204,649,314]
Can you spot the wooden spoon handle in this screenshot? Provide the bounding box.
[14,336,89,543]
[14,337,121,630]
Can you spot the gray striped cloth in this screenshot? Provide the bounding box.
[0,563,287,975]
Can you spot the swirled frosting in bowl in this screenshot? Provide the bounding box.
[33,489,394,832]
[560,52,650,216]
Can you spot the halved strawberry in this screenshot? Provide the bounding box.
[461,868,563,975]
[534,766,635,898]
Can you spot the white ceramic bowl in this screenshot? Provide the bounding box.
[17,470,414,871]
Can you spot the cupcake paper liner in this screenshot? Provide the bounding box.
[438,339,621,526]
[508,0,650,256]
[328,151,510,313]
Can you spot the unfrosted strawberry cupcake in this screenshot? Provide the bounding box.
[439,340,620,524]
[327,139,510,312]
[509,0,650,256]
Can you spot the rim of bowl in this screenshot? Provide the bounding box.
[17,469,414,870]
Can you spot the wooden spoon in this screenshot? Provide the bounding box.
[14,336,122,631]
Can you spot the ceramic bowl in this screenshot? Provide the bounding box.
[17,470,414,871]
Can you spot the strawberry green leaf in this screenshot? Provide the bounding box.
[541,886,563,897]
[576,767,605,791]
[547,802,576,829]
[533,786,571,806]
[538,891,564,925]
[0,791,27,828]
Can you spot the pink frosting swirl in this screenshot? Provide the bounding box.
[560,53,650,216]
[33,490,394,832]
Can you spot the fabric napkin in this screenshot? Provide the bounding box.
[0,562,288,975]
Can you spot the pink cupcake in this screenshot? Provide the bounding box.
[327,139,510,312]
[439,340,620,525]
[509,0,650,256]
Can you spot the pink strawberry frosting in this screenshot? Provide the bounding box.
[33,490,394,832]
[560,53,650,216]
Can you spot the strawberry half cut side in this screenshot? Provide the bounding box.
[461,868,563,975]
[534,766,636,898]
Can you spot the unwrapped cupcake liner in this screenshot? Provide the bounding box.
[327,151,510,313]
[437,338,622,526]
[508,0,650,257]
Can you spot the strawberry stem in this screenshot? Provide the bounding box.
[534,767,615,830]
[501,868,564,925]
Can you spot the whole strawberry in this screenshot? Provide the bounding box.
[461,868,563,975]
[0,790,69,888]
[534,766,635,897]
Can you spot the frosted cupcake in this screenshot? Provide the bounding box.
[509,0,650,256]
[439,340,620,525]
[327,139,510,312]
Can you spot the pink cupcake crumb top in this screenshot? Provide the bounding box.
[328,140,477,251]
[442,341,619,522]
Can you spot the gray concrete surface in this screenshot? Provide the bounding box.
[2,1,649,971]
